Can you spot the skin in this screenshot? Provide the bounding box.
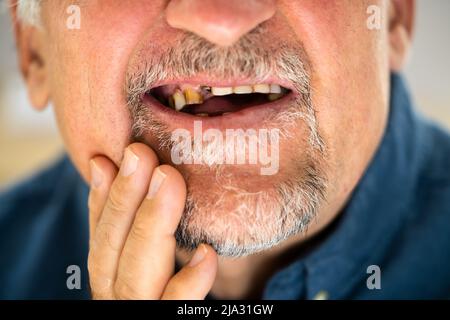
[12,0,414,299]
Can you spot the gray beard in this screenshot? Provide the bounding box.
[125,28,328,257]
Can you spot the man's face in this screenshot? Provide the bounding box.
[27,0,392,256]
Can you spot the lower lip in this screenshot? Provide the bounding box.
[142,92,297,132]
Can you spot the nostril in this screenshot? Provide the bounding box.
[166,0,276,47]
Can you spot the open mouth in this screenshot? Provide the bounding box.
[147,83,291,117]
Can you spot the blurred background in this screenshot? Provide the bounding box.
[1,1,449,188]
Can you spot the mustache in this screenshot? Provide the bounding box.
[126,25,312,90]
[125,27,323,151]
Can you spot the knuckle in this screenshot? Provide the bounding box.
[129,220,150,243]
[106,182,131,216]
[94,222,122,251]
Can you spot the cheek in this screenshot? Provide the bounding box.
[283,0,390,194]
[48,68,129,183]
[46,3,165,182]
[48,45,131,182]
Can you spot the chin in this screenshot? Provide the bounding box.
[173,161,328,257]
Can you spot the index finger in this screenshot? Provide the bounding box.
[114,165,187,299]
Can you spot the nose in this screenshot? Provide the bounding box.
[166,0,276,47]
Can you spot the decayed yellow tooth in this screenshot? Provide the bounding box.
[173,90,186,111]
[196,113,209,117]
[268,93,284,101]
[269,84,282,94]
[253,84,270,94]
[184,88,203,105]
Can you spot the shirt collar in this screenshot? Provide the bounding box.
[263,73,429,299]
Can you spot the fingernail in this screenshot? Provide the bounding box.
[121,149,139,177]
[147,167,166,199]
[90,160,103,188]
[188,244,207,267]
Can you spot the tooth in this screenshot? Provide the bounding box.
[196,113,209,117]
[233,86,253,94]
[184,88,203,105]
[173,90,186,111]
[253,84,270,94]
[211,87,233,96]
[268,93,284,101]
[269,84,282,94]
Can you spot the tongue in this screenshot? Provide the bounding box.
[182,94,268,116]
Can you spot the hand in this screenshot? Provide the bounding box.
[87,143,218,299]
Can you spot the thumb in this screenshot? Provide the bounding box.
[161,244,218,300]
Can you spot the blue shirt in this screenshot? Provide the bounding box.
[1,73,450,299]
